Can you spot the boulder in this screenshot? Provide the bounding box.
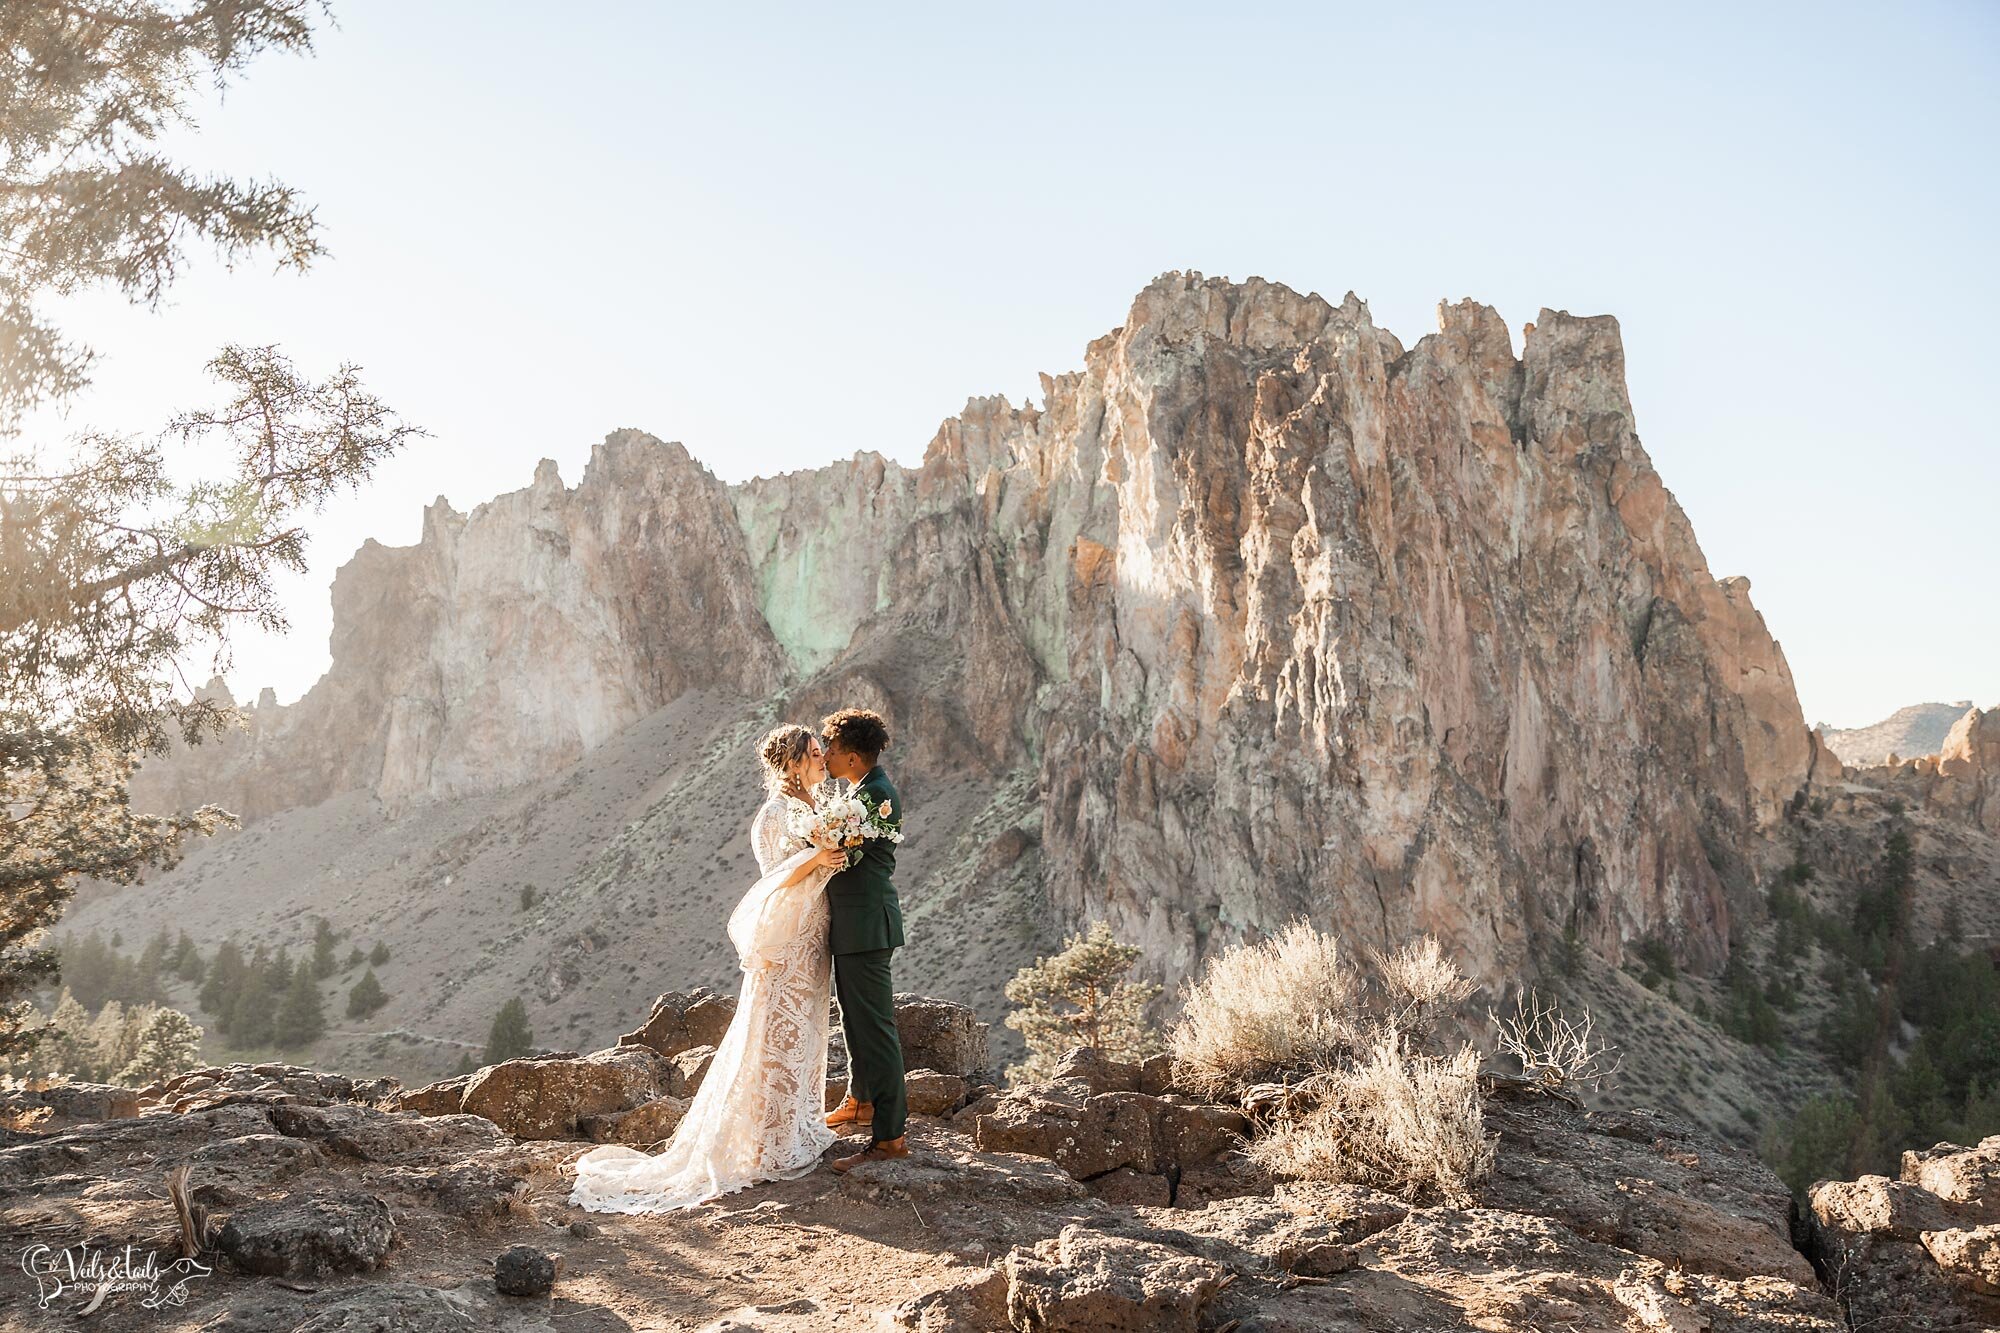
[1478,1097,1813,1285]
[389,1073,473,1117]
[215,1189,397,1278]
[20,1081,143,1123]
[1137,1054,1176,1097]
[372,1158,527,1228]
[1923,1224,2000,1295]
[669,1045,716,1099]
[1810,1175,1960,1240]
[1903,1137,2000,1215]
[493,1244,560,1297]
[152,1063,399,1114]
[893,1265,1010,1333]
[1003,1225,1228,1332]
[617,986,738,1058]
[1051,1048,1142,1096]
[580,1096,689,1146]
[895,994,990,1078]
[973,1083,1247,1184]
[266,1101,512,1164]
[1087,1167,1172,1207]
[458,1046,670,1140]
[975,1089,1158,1179]
[834,1137,1086,1208]
[906,1069,971,1118]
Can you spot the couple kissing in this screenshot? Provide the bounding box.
[567,708,914,1214]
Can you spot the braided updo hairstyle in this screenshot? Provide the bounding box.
[758,723,816,801]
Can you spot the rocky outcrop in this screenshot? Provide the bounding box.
[0,1030,1852,1331]
[1822,700,1979,768]
[130,433,789,817]
[108,274,1826,1051]
[1845,705,2000,834]
[1806,1135,2000,1329]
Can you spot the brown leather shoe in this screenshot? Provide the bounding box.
[825,1096,872,1130]
[830,1135,909,1173]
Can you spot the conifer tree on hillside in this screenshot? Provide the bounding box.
[199,940,245,1019]
[117,1008,203,1086]
[485,998,534,1063]
[230,947,277,1046]
[274,966,325,1050]
[368,942,391,968]
[310,918,338,979]
[345,968,387,1019]
[171,931,203,983]
[46,990,90,1077]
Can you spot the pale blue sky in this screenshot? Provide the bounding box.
[28,1,1998,729]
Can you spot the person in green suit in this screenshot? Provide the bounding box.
[818,708,911,1169]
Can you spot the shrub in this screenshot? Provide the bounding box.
[1247,1035,1494,1204]
[1489,991,1620,1093]
[1170,918,1362,1097]
[1632,934,1676,989]
[1003,921,1163,1081]
[1374,935,1478,1050]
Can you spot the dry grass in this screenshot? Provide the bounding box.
[1174,920,1498,1203]
[1169,918,1362,1097]
[1246,1035,1496,1204]
[1373,935,1478,1050]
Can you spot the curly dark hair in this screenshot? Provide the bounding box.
[821,708,890,763]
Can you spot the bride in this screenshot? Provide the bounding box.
[568,724,848,1212]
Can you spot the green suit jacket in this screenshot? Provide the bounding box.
[826,765,905,956]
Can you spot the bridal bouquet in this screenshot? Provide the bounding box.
[786,778,903,869]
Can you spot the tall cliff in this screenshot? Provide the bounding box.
[114,273,1828,1060]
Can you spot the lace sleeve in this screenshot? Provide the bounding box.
[751,799,794,877]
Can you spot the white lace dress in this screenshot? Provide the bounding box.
[567,796,838,1212]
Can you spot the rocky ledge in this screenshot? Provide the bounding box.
[1804,1136,2000,1331]
[0,992,1879,1330]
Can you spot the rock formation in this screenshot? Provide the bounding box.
[0,998,1850,1331]
[1822,700,1979,768]
[100,273,1831,1075]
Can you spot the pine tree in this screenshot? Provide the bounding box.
[46,990,92,1079]
[171,931,204,983]
[230,947,277,1047]
[310,918,338,979]
[199,940,245,1022]
[1003,921,1164,1080]
[116,1009,204,1086]
[137,927,172,980]
[274,967,325,1050]
[0,3,419,1065]
[344,946,365,971]
[345,968,387,1019]
[485,998,534,1063]
[368,942,391,968]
